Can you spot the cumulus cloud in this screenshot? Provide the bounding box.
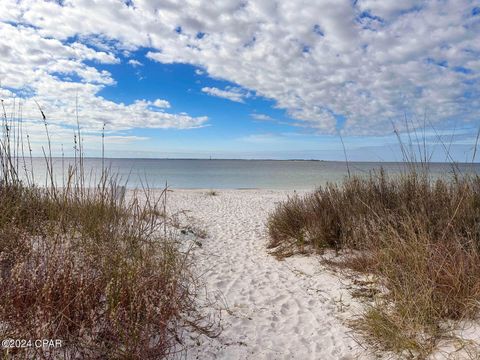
[128,59,143,67]
[0,18,208,149]
[2,0,480,137]
[201,87,249,103]
[152,99,171,108]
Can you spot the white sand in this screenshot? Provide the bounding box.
[166,189,368,360]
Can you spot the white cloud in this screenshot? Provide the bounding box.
[128,59,143,67]
[201,87,249,103]
[251,113,273,121]
[0,20,208,142]
[1,0,480,137]
[152,99,171,108]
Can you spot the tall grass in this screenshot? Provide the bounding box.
[0,101,207,358]
[268,135,480,356]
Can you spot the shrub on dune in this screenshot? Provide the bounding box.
[268,168,480,356]
[0,105,207,359]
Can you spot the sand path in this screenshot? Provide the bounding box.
[168,189,365,360]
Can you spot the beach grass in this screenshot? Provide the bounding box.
[268,167,480,356]
[0,104,207,358]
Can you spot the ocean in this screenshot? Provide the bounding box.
[17,158,480,190]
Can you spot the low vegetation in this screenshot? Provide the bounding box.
[268,167,480,357]
[0,104,208,358]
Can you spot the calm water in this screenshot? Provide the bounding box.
[18,158,480,190]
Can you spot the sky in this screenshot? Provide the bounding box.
[0,0,479,161]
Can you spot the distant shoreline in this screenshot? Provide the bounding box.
[26,157,480,164]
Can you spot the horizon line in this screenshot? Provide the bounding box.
[25,157,480,164]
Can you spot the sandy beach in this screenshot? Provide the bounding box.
[3,1,480,358]
[166,189,366,360]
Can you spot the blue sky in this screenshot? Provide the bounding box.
[1,1,479,161]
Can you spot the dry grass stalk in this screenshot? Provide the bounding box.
[0,101,216,359]
[268,167,480,357]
